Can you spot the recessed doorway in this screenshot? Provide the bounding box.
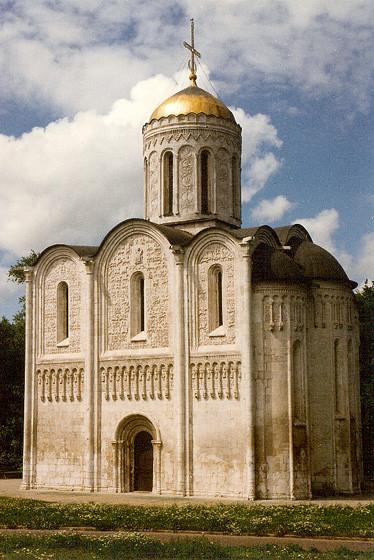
[113,414,161,494]
[134,430,153,491]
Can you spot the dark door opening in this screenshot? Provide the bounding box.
[134,431,153,491]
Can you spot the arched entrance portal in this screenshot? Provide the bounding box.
[112,415,161,494]
[134,431,153,491]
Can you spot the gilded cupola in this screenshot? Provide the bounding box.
[149,86,236,122]
[142,20,242,233]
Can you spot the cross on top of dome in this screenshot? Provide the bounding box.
[183,18,201,87]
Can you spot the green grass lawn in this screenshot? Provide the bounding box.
[0,497,373,537]
[0,533,373,560]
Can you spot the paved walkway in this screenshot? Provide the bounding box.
[1,479,374,506]
[0,528,374,552]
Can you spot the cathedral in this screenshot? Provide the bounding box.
[22,31,362,499]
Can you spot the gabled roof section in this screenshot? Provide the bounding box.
[93,218,193,260]
[274,224,312,246]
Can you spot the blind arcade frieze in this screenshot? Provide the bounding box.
[100,361,173,401]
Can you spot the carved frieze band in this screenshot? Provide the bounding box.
[190,358,241,400]
[262,292,354,332]
[144,129,240,152]
[37,366,84,402]
[313,294,353,329]
[100,361,173,401]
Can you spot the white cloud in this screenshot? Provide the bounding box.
[295,208,339,252]
[251,195,295,223]
[231,110,283,202]
[0,74,177,257]
[0,0,373,115]
[242,154,282,203]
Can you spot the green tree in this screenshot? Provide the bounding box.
[355,280,374,480]
[0,251,39,469]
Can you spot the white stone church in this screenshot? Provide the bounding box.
[22,44,362,499]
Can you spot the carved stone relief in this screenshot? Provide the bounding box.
[331,295,345,329]
[313,294,326,328]
[100,360,173,401]
[190,358,241,400]
[313,292,353,329]
[43,258,81,354]
[178,145,195,213]
[291,295,305,332]
[263,295,287,331]
[148,151,159,219]
[37,366,84,402]
[105,234,169,350]
[215,148,230,215]
[197,243,235,346]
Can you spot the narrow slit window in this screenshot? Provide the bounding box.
[208,265,224,333]
[131,272,145,338]
[57,281,69,343]
[139,275,145,332]
[163,151,173,216]
[201,150,210,214]
[217,269,223,326]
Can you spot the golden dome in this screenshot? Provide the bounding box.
[150,85,236,122]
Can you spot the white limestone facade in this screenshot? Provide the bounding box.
[22,81,362,499]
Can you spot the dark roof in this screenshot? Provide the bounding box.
[294,241,356,286]
[152,223,192,246]
[252,244,305,283]
[68,245,99,257]
[273,224,312,246]
[35,244,98,264]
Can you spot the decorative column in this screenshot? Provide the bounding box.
[193,152,199,214]
[21,266,34,489]
[172,246,187,495]
[111,440,119,493]
[83,258,95,491]
[286,332,295,499]
[152,440,162,494]
[239,239,255,499]
[173,152,179,216]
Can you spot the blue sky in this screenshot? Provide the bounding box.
[0,0,373,318]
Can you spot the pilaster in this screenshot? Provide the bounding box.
[82,258,95,491]
[171,245,187,495]
[239,239,255,499]
[21,266,34,489]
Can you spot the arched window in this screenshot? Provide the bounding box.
[131,272,145,338]
[200,150,210,214]
[208,265,223,333]
[57,281,69,344]
[163,151,173,216]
